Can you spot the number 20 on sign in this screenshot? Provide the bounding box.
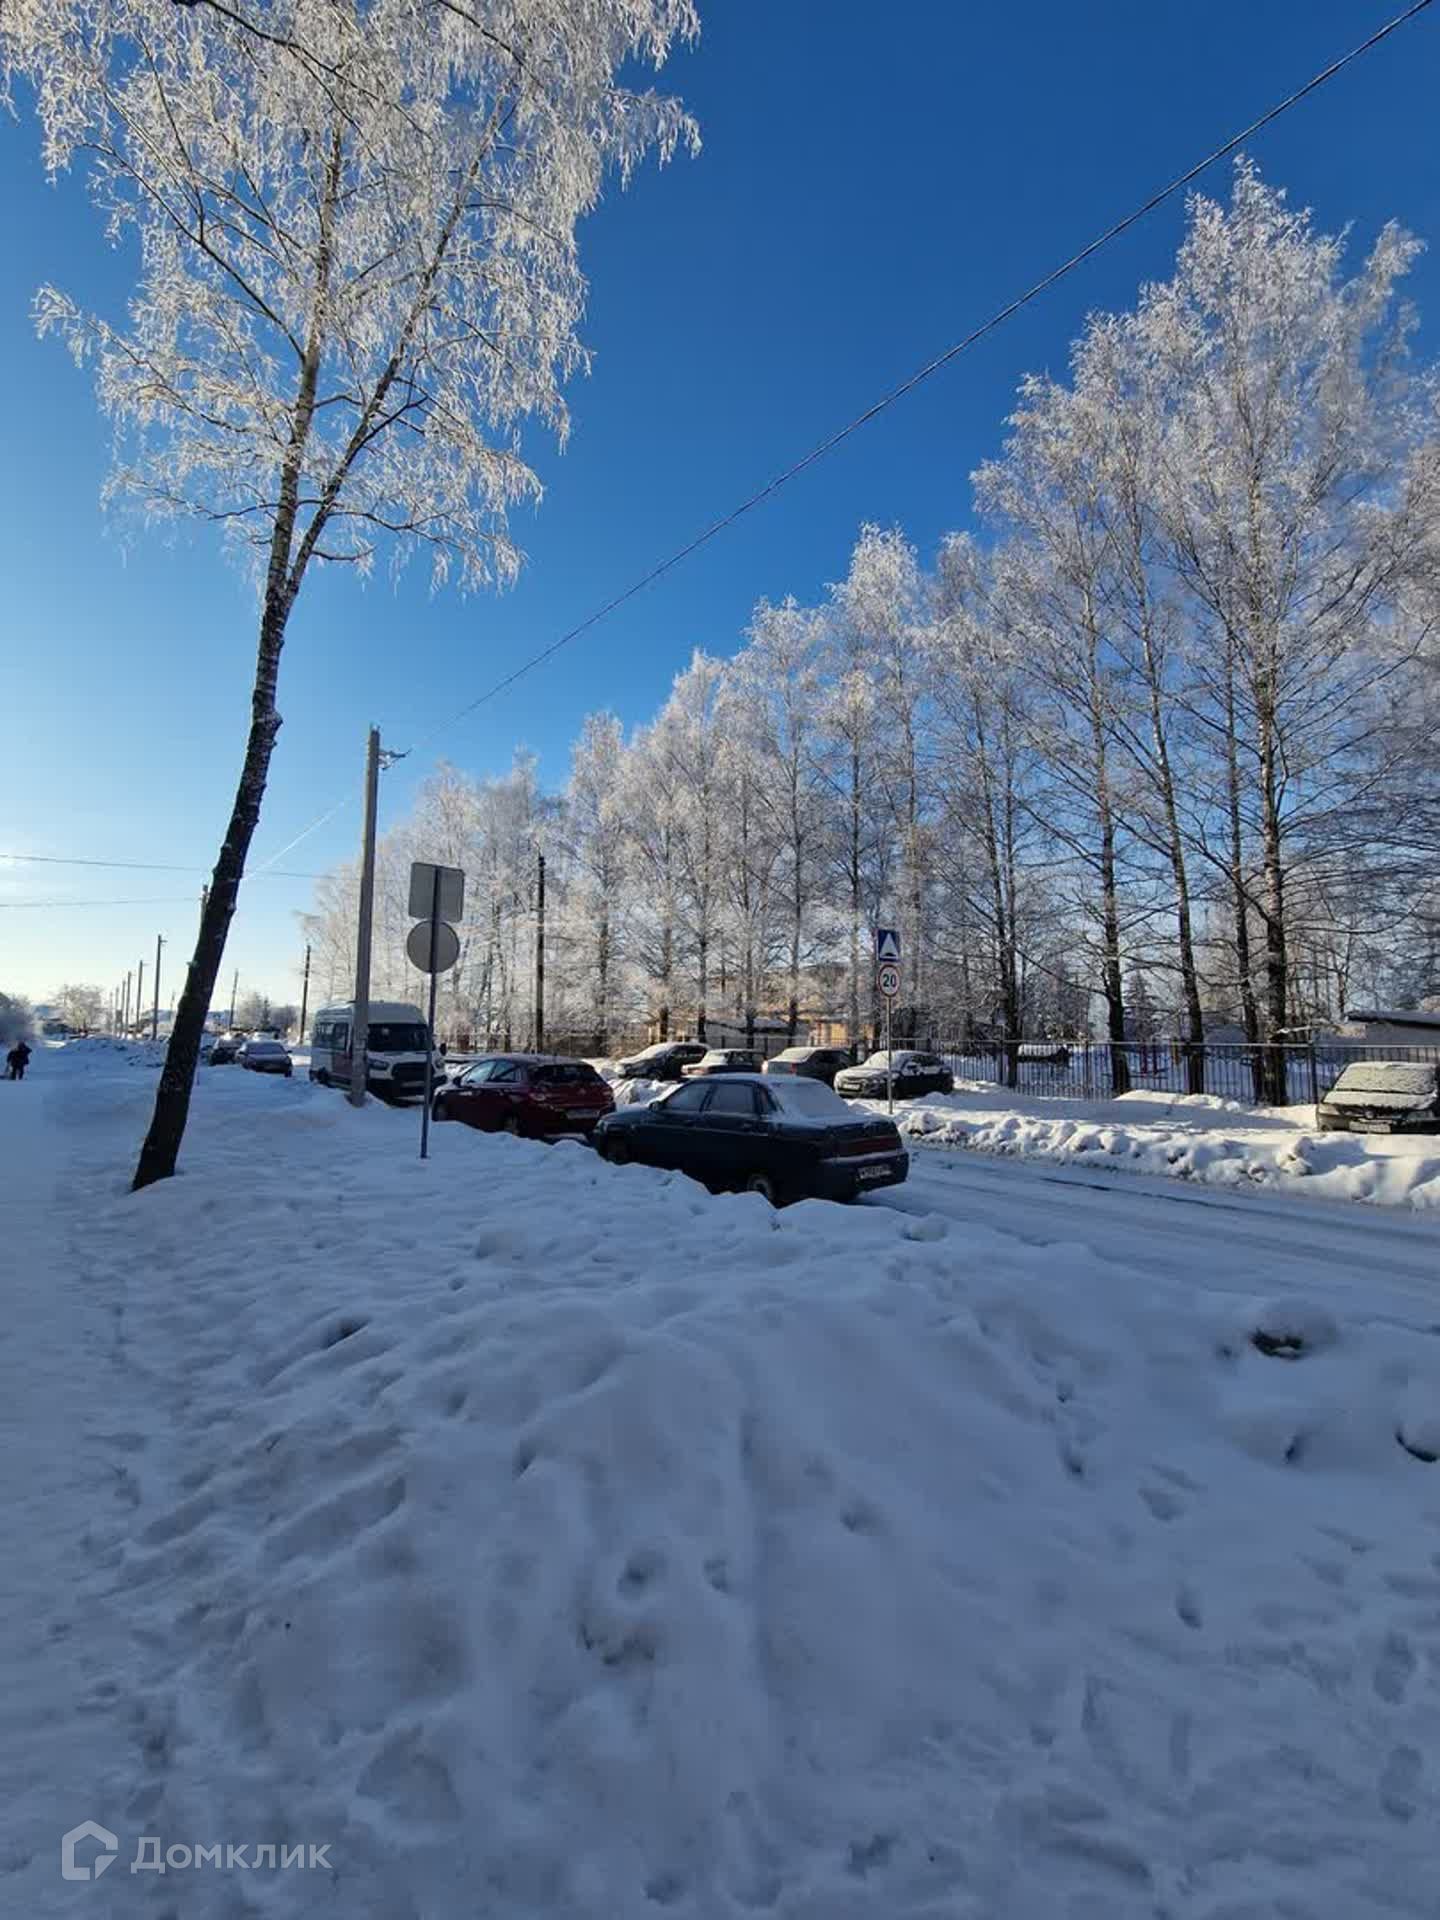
[878,962,901,999]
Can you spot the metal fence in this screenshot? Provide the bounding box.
[917,1038,1440,1110]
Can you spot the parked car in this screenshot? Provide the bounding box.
[682,1048,763,1079]
[833,1050,954,1100]
[431,1055,615,1140]
[236,1037,293,1077]
[209,1031,246,1065]
[308,1000,438,1102]
[762,1045,852,1086]
[612,1040,707,1082]
[593,1073,908,1205]
[1316,1060,1440,1134]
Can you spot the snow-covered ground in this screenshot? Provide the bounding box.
[862,1083,1440,1211]
[5,1040,1440,1917]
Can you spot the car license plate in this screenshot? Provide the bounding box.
[1351,1119,1390,1133]
[857,1163,893,1182]
[568,1109,596,1121]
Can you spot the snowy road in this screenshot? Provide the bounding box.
[867,1148,1440,1312]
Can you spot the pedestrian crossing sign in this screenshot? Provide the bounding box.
[875,927,901,963]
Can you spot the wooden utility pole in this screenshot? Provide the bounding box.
[152,935,164,1041]
[230,969,239,1027]
[122,972,131,1033]
[350,726,381,1108]
[534,851,546,1053]
[136,959,145,1038]
[298,942,312,1045]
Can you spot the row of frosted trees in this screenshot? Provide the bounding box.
[303,166,1440,1090]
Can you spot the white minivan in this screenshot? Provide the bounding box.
[308,1000,438,1103]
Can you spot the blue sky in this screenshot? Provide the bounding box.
[2,0,1437,1008]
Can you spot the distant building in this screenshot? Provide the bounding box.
[1343,1007,1440,1047]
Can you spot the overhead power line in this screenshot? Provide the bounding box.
[246,0,1434,872]
[400,0,1434,758]
[0,851,321,879]
[0,896,200,910]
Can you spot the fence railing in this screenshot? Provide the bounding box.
[917,1038,1440,1110]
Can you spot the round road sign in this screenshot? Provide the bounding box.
[406,918,461,975]
[878,961,901,999]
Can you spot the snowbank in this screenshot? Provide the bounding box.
[877,1085,1440,1211]
[7,1046,1440,1918]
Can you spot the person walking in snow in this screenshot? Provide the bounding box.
[6,1040,31,1080]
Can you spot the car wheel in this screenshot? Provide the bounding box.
[744,1170,781,1206]
[605,1137,631,1167]
[502,1115,522,1137]
[315,1069,330,1086]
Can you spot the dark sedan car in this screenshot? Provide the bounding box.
[236,1037,293,1077]
[432,1054,614,1139]
[762,1045,852,1087]
[834,1050,954,1100]
[208,1031,246,1065]
[593,1073,908,1205]
[681,1048,763,1079]
[613,1041,708,1082]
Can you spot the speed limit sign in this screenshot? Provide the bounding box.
[878,961,901,999]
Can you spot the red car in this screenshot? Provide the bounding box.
[431,1054,614,1140]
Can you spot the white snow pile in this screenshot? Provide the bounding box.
[8,1047,1440,1919]
[882,1086,1440,1211]
[607,1072,673,1109]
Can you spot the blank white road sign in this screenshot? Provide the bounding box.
[406,918,460,975]
[408,861,465,922]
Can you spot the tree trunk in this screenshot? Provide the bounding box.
[1258,689,1290,1105]
[132,600,289,1189]
[1222,635,1263,1099]
[847,747,862,1052]
[1086,645,1129,1097]
[594,907,610,1055]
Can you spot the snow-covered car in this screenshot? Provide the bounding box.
[594,1073,907,1205]
[762,1046,852,1086]
[236,1038,293,1077]
[208,1031,246,1065]
[1316,1060,1440,1134]
[613,1040,707,1082]
[834,1050,954,1100]
[681,1048,763,1079]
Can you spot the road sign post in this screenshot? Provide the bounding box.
[408,861,465,1163]
[875,934,901,1113]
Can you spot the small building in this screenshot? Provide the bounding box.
[1343,1007,1440,1048]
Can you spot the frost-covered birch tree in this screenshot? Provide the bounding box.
[1137,162,1431,1096]
[1,0,698,1186]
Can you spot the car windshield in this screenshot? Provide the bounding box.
[859,1051,913,1069]
[1330,1062,1435,1096]
[248,1041,286,1055]
[533,1063,602,1085]
[767,1080,855,1123]
[773,1048,814,1063]
[366,1023,428,1053]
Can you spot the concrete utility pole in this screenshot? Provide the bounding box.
[298,942,312,1045]
[534,851,546,1053]
[152,934,164,1041]
[350,725,381,1109]
[136,959,145,1039]
[121,972,131,1033]
[230,970,239,1028]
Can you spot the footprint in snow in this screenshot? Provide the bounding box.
[1374,1631,1416,1704]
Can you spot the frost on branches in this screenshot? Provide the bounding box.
[0,0,699,1185]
